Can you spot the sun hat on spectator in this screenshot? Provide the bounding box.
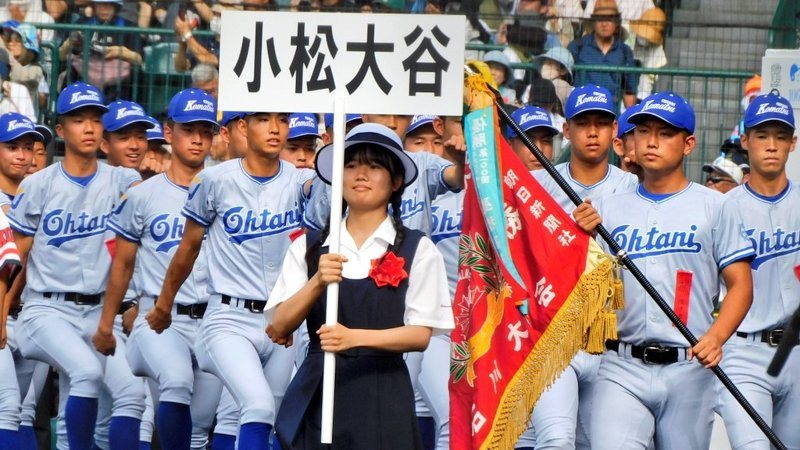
[702,156,743,184]
[315,123,418,187]
[744,91,795,130]
[533,47,574,83]
[2,21,40,56]
[482,51,513,84]
[629,91,695,134]
[288,113,320,140]
[630,8,667,46]
[405,115,438,137]
[103,101,155,132]
[57,82,107,115]
[508,106,559,138]
[0,112,44,143]
[590,0,621,18]
[323,113,362,130]
[35,125,53,145]
[564,85,615,119]
[167,89,217,126]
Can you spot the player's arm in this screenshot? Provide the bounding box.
[441,136,467,190]
[93,237,139,355]
[0,274,10,349]
[690,260,753,369]
[148,219,205,332]
[6,232,32,311]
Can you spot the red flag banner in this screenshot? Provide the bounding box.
[450,76,623,450]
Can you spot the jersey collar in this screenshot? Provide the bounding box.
[743,181,792,204]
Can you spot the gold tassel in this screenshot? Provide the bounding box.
[610,262,626,311]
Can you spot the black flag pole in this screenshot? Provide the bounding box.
[462,67,787,450]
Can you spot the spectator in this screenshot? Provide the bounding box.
[630,7,666,100]
[174,1,231,71]
[0,0,56,42]
[533,46,574,110]
[191,63,219,99]
[483,50,518,105]
[59,0,143,99]
[702,155,743,194]
[729,74,762,141]
[522,75,568,157]
[2,21,43,117]
[0,47,36,120]
[568,0,638,108]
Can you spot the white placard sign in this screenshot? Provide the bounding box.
[761,49,800,181]
[218,11,466,115]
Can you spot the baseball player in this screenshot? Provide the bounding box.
[612,103,642,180]
[573,91,755,450]
[281,113,319,170]
[321,113,362,145]
[27,125,51,176]
[716,91,800,449]
[507,105,559,172]
[93,89,223,450]
[0,112,39,450]
[404,114,444,156]
[218,111,249,159]
[6,82,143,450]
[518,86,638,450]
[149,110,313,449]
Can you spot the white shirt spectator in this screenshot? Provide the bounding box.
[0,80,36,121]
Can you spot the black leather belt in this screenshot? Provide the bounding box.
[606,340,684,365]
[176,303,208,319]
[43,292,102,305]
[221,295,266,313]
[9,304,22,320]
[118,300,137,315]
[736,329,783,347]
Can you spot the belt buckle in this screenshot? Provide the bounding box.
[73,294,89,305]
[768,330,783,347]
[247,301,264,314]
[641,344,668,365]
[188,305,203,319]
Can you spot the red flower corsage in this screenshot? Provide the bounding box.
[368,251,408,288]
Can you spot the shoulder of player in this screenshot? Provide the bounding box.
[101,162,141,185]
[405,150,450,169]
[123,173,165,202]
[195,158,241,184]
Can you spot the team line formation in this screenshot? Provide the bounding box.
[0,76,797,450]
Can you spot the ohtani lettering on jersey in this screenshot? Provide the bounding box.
[222,205,301,244]
[400,188,425,220]
[744,227,800,269]
[42,209,109,247]
[431,204,462,243]
[150,213,184,253]
[611,224,701,259]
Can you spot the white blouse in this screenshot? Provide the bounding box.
[266,216,455,335]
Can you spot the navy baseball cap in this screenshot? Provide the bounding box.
[167,89,217,126]
[219,110,247,127]
[565,85,615,120]
[629,91,695,134]
[616,103,641,138]
[405,115,439,136]
[315,123,418,187]
[0,113,44,143]
[103,100,155,132]
[57,82,107,115]
[146,117,165,143]
[323,113,362,130]
[288,113,320,140]
[744,91,795,130]
[508,106,559,138]
[35,124,53,145]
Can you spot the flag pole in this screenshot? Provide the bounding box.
[321,94,347,444]
[463,68,787,450]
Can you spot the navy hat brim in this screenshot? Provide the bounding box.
[628,110,692,133]
[0,128,44,144]
[35,125,53,145]
[105,117,156,133]
[59,103,109,115]
[744,116,795,131]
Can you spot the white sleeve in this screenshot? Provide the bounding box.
[404,236,455,335]
[264,236,310,324]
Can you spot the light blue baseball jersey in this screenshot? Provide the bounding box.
[725,182,800,333]
[109,173,209,305]
[8,162,139,295]
[431,190,464,297]
[533,163,639,213]
[303,151,455,235]
[182,158,314,300]
[598,183,755,346]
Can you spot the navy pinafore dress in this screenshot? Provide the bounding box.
[275,228,425,450]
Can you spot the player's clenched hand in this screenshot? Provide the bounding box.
[314,253,348,286]
[266,324,294,348]
[92,329,116,356]
[443,134,467,159]
[689,333,724,368]
[122,304,138,336]
[318,323,357,353]
[572,199,601,235]
[146,301,172,333]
